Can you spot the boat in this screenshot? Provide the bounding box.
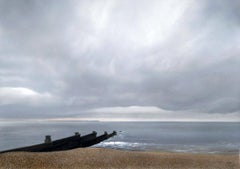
[0,131,117,153]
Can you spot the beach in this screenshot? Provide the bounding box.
[0,148,239,169]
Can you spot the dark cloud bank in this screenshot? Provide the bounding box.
[0,0,239,121]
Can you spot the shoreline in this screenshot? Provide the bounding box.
[0,148,239,169]
[97,147,239,155]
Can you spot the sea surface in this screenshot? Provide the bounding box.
[0,121,239,154]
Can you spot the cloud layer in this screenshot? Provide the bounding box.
[0,0,239,121]
[0,87,54,105]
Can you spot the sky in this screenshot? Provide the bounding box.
[0,0,239,121]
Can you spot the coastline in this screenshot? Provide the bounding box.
[0,148,239,169]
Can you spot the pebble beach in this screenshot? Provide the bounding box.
[0,148,239,169]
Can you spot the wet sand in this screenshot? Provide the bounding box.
[0,148,239,169]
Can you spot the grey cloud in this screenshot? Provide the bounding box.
[139,56,240,113]
[0,0,239,120]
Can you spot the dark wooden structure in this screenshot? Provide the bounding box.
[0,131,117,153]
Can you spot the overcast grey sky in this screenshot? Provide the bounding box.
[0,0,239,121]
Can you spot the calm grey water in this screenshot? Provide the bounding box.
[0,122,239,153]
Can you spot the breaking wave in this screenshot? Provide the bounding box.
[94,141,239,154]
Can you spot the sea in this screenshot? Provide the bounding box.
[0,121,239,154]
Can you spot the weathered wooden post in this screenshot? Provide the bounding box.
[44,135,52,144]
[75,132,80,136]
